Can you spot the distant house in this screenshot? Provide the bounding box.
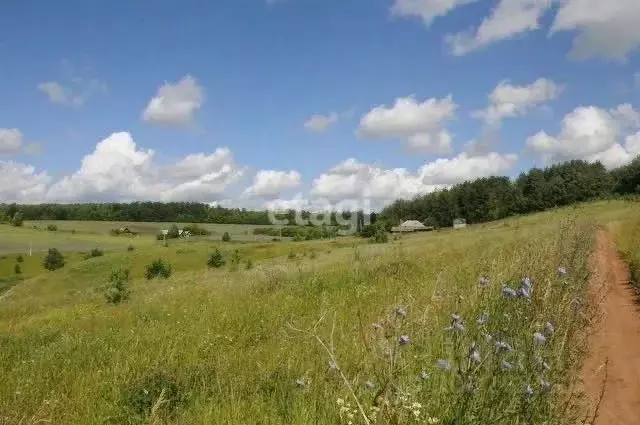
[391,220,434,233]
[453,218,467,229]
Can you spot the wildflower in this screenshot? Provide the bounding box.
[540,379,552,393]
[503,287,517,298]
[525,384,534,399]
[420,371,430,381]
[483,332,493,343]
[477,312,489,325]
[336,398,345,406]
[372,322,383,330]
[535,356,551,371]
[495,341,513,351]
[427,417,440,424]
[521,276,533,289]
[533,332,547,345]
[501,360,513,371]
[558,266,567,275]
[478,276,490,286]
[395,306,408,318]
[295,378,306,388]
[545,322,555,335]
[399,335,410,345]
[436,359,451,370]
[365,380,376,390]
[328,360,339,371]
[451,313,462,322]
[470,349,481,363]
[517,287,531,299]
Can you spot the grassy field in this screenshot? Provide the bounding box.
[0,201,638,424]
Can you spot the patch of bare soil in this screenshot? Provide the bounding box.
[581,230,640,424]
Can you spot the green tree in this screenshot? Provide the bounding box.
[207,249,225,268]
[221,232,231,242]
[43,248,65,271]
[10,212,24,227]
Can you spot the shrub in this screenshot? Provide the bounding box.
[127,245,135,252]
[14,264,21,275]
[43,248,65,271]
[105,268,131,304]
[182,223,211,236]
[207,249,225,268]
[122,370,186,420]
[167,224,180,239]
[145,259,172,280]
[89,248,104,258]
[222,232,231,242]
[16,254,23,263]
[46,224,58,231]
[373,227,389,243]
[230,249,241,270]
[10,212,23,227]
[245,258,253,270]
[309,250,317,260]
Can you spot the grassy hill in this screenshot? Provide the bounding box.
[0,201,639,424]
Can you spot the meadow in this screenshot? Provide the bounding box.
[0,201,639,424]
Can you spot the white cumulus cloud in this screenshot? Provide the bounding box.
[391,0,477,25]
[0,128,24,154]
[551,0,640,61]
[526,104,640,169]
[142,75,204,126]
[304,152,517,209]
[357,95,456,154]
[473,78,563,126]
[446,0,552,55]
[46,132,243,203]
[244,169,302,199]
[0,161,51,203]
[304,113,339,133]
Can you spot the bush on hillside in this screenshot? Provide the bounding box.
[14,264,21,275]
[229,249,241,270]
[207,249,225,268]
[47,224,58,231]
[43,248,65,271]
[10,212,23,227]
[16,254,24,263]
[245,258,253,270]
[222,232,231,242]
[88,248,104,258]
[121,369,186,420]
[127,244,135,252]
[182,223,211,236]
[145,259,172,280]
[104,268,131,305]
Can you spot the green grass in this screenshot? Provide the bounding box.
[0,201,638,424]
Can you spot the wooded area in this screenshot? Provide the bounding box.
[1,157,639,229]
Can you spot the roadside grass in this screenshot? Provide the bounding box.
[0,201,638,424]
[613,213,640,290]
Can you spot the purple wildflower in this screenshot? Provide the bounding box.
[470,349,481,363]
[495,341,513,351]
[545,322,555,335]
[525,384,534,398]
[477,312,489,325]
[399,335,410,345]
[436,359,451,370]
[295,378,306,388]
[420,371,430,381]
[533,332,547,345]
[540,379,552,393]
[501,360,513,371]
[503,287,517,298]
[365,380,376,390]
[395,306,408,318]
[478,276,491,286]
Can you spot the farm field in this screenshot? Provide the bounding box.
[0,200,639,424]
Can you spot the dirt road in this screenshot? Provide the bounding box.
[581,230,640,424]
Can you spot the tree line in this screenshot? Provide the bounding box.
[379,157,640,228]
[1,157,638,229]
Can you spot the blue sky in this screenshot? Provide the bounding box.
[1,0,639,209]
